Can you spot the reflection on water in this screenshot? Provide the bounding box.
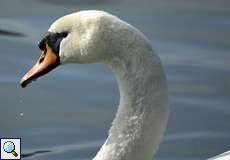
[0,29,25,37]
[0,0,230,160]
[22,150,51,158]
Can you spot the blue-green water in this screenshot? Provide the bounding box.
[0,0,230,159]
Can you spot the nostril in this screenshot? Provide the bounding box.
[39,53,46,63]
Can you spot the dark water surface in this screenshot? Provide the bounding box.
[0,0,230,160]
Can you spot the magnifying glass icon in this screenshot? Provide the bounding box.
[3,141,18,157]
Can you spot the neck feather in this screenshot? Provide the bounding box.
[94,38,168,160]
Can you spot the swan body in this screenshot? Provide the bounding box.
[209,151,230,160]
[20,10,169,160]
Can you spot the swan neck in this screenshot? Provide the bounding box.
[94,47,168,160]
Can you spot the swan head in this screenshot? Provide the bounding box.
[20,11,109,87]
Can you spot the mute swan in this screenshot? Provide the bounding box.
[20,10,169,160]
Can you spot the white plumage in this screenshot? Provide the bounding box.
[209,151,230,160]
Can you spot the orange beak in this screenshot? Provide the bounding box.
[20,43,60,88]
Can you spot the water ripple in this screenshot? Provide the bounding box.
[0,28,25,37]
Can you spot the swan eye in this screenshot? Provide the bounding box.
[38,32,68,55]
[59,32,68,38]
